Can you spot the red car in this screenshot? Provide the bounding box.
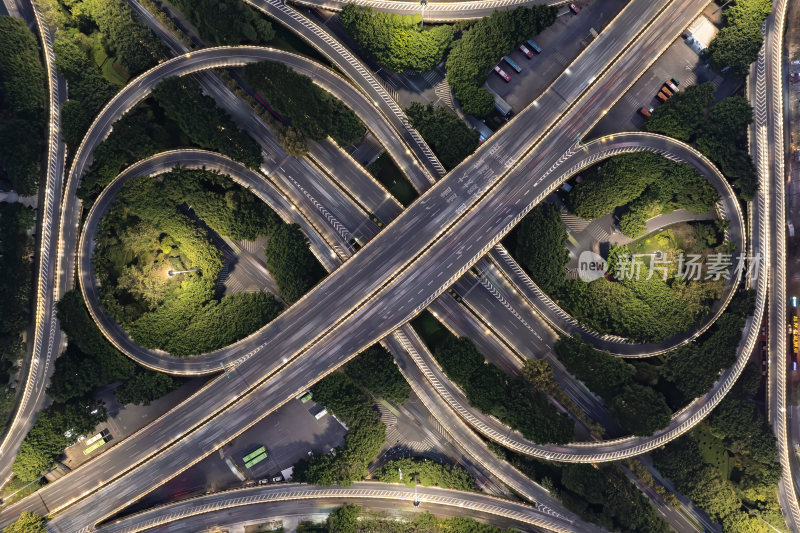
[760,325,767,342]
[494,65,511,82]
[570,3,581,14]
[519,44,534,59]
[639,107,652,117]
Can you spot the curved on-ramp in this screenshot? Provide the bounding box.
[490,132,746,358]
[0,0,68,484]
[287,0,566,21]
[98,482,574,533]
[79,132,758,466]
[77,150,341,374]
[20,3,729,530]
[79,133,744,376]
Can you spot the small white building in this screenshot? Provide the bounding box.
[684,15,719,54]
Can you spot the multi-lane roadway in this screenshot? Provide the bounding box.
[0,0,781,530]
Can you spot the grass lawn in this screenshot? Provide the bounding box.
[101,57,130,87]
[368,152,418,207]
[696,423,732,480]
[629,228,679,256]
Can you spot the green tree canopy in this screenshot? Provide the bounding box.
[707,0,772,77]
[242,61,365,147]
[340,4,454,72]
[0,16,47,194]
[2,512,46,533]
[168,0,274,45]
[343,345,411,405]
[376,457,475,490]
[405,102,479,170]
[445,6,557,118]
[264,223,323,304]
[515,203,569,293]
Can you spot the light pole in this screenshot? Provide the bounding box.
[413,473,419,507]
[420,0,427,30]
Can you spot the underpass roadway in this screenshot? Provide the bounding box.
[1,0,736,529]
[0,0,68,485]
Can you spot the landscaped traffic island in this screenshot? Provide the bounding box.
[91,168,322,356]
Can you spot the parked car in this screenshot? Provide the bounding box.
[639,107,652,117]
[661,85,673,97]
[569,3,581,14]
[656,91,668,102]
[272,475,283,482]
[494,65,511,82]
[519,44,534,59]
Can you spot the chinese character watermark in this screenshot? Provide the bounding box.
[577,251,761,283]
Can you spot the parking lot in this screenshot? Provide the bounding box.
[485,0,629,113]
[125,393,346,515]
[590,4,742,138]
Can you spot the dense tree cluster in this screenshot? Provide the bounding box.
[646,82,756,199]
[2,512,46,533]
[114,370,179,406]
[157,168,280,241]
[169,0,274,45]
[446,6,556,117]
[153,77,263,168]
[41,0,164,148]
[405,102,479,170]
[0,17,47,195]
[567,151,718,224]
[654,365,783,532]
[0,204,35,434]
[93,171,284,355]
[414,316,573,444]
[242,61,365,148]
[13,399,106,482]
[554,336,672,435]
[343,345,411,405]
[0,205,35,403]
[376,458,475,491]
[52,291,182,405]
[326,505,515,533]
[13,290,181,481]
[264,223,324,304]
[558,244,724,343]
[660,290,754,402]
[81,0,163,74]
[514,203,569,294]
[496,447,669,532]
[521,359,605,436]
[78,104,174,201]
[53,31,117,148]
[294,372,385,485]
[340,4,454,72]
[707,0,773,78]
[51,291,136,403]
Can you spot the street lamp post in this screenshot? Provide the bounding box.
[420,0,427,29]
[413,473,419,507]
